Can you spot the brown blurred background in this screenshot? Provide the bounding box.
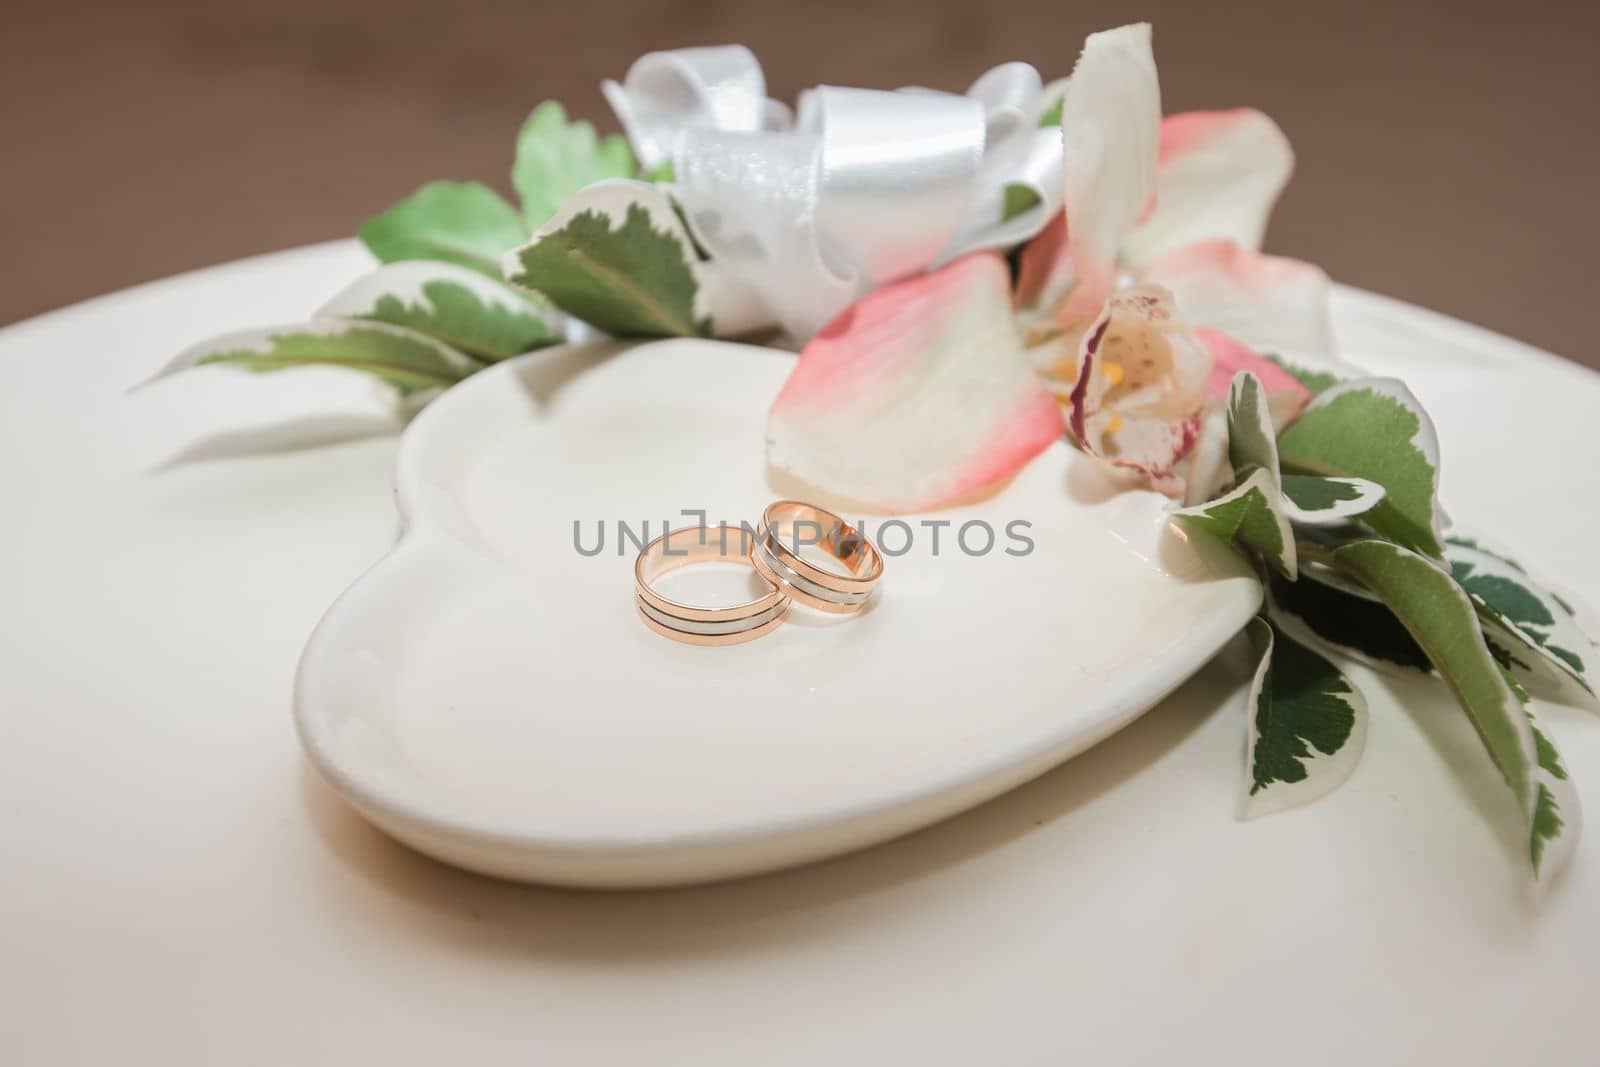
[5,0,1596,367]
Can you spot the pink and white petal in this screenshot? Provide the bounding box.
[766,253,1065,513]
[1143,239,1339,364]
[1199,328,1312,428]
[1067,283,1212,496]
[1121,109,1294,271]
[1058,23,1162,319]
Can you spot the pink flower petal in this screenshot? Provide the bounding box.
[1067,283,1213,497]
[766,253,1065,513]
[1058,23,1162,318]
[1143,238,1338,362]
[1121,109,1294,270]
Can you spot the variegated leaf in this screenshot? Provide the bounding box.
[1279,474,1385,526]
[1174,468,1295,579]
[502,180,709,338]
[1224,371,1381,525]
[1225,369,1279,478]
[1446,535,1598,709]
[144,320,480,396]
[319,261,563,364]
[1276,378,1445,557]
[1328,539,1573,882]
[1268,567,1432,676]
[1523,690,1581,882]
[1240,616,1367,818]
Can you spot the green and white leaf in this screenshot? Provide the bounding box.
[359,181,528,279]
[1328,539,1564,878]
[502,179,709,338]
[1280,474,1386,526]
[1277,378,1445,557]
[1220,371,1382,525]
[1446,535,1598,708]
[1267,567,1433,675]
[1523,691,1582,882]
[318,261,563,363]
[1182,373,1381,564]
[1225,370,1280,478]
[144,320,480,397]
[1240,617,1367,818]
[511,101,637,231]
[1174,468,1296,579]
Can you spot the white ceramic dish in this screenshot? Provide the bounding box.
[295,338,1260,887]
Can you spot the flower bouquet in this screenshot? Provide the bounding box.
[148,23,1597,888]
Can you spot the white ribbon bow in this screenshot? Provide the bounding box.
[603,46,1066,339]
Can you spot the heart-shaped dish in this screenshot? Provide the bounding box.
[295,338,1260,887]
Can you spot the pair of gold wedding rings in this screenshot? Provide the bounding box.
[634,500,885,645]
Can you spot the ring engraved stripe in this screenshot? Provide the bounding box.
[634,603,789,645]
[753,540,870,606]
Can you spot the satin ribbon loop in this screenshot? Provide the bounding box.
[602,45,774,169]
[803,86,986,289]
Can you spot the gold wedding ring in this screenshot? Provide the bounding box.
[635,524,790,645]
[750,501,883,614]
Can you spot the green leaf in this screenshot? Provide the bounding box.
[358,182,528,279]
[1276,379,1444,556]
[512,101,637,231]
[1526,702,1579,878]
[645,159,676,184]
[1268,566,1432,674]
[1037,95,1064,128]
[503,180,705,338]
[1280,475,1386,526]
[1329,539,1553,873]
[1002,183,1043,222]
[1240,617,1366,818]
[147,321,480,396]
[319,261,562,363]
[1174,469,1295,578]
[1176,373,1369,574]
[1281,475,1360,510]
[1265,353,1341,396]
[1497,667,1581,880]
[1226,370,1279,478]
[1445,536,1597,706]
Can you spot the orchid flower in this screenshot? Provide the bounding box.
[1018,23,1332,497]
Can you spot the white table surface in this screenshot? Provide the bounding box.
[2,242,1597,1065]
